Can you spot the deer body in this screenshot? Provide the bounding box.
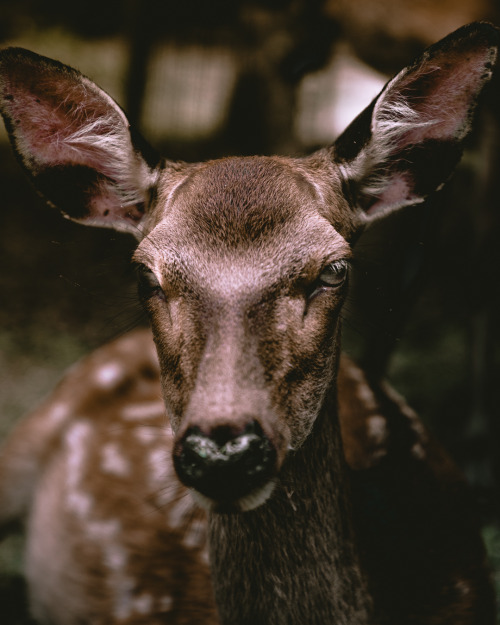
[0,22,498,625]
[1,329,492,624]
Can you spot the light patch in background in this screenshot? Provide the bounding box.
[295,43,387,145]
[0,35,386,149]
[141,45,237,141]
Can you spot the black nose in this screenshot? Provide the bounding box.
[173,421,276,502]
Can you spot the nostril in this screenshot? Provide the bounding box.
[174,420,276,502]
[210,425,241,447]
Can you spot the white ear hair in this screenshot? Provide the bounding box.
[0,48,158,237]
[332,22,499,221]
[59,100,153,216]
[342,90,438,210]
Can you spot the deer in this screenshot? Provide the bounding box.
[0,21,498,625]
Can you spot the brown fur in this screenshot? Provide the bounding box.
[0,23,498,625]
[0,330,493,623]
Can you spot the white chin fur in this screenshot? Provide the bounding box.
[189,479,276,513]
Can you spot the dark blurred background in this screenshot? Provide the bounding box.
[0,0,499,622]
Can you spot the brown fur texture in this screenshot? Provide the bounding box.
[0,22,498,625]
[0,330,493,623]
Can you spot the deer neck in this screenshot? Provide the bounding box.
[207,393,373,625]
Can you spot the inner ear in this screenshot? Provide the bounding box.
[0,47,158,236]
[331,22,499,219]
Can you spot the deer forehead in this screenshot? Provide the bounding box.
[136,156,351,299]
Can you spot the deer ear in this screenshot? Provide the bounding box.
[0,47,159,237]
[332,22,499,221]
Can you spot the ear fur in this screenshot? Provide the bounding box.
[0,47,159,237]
[332,22,499,221]
[1,27,498,234]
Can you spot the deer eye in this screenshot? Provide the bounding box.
[318,260,349,288]
[306,260,349,301]
[137,266,166,302]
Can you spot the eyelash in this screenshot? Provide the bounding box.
[308,260,349,298]
[319,260,349,285]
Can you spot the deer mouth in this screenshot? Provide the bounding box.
[190,478,277,513]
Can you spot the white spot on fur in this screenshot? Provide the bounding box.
[94,362,124,389]
[101,442,130,477]
[87,518,121,542]
[355,383,378,411]
[66,491,93,518]
[112,576,136,621]
[366,415,387,445]
[65,421,91,486]
[65,421,93,518]
[159,595,173,611]
[342,360,365,383]
[135,426,157,445]
[455,579,471,596]
[47,401,70,426]
[182,518,206,550]
[411,442,426,460]
[200,547,210,566]
[63,423,139,622]
[121,401,166,421]
[98,534,136,621]
[106,543,128,571]
[62,420,143,620]
[132,593,153,615]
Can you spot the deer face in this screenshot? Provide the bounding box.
[134,156,352,509]
[0,23,497,510]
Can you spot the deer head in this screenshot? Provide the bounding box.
[0,23,497,513]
